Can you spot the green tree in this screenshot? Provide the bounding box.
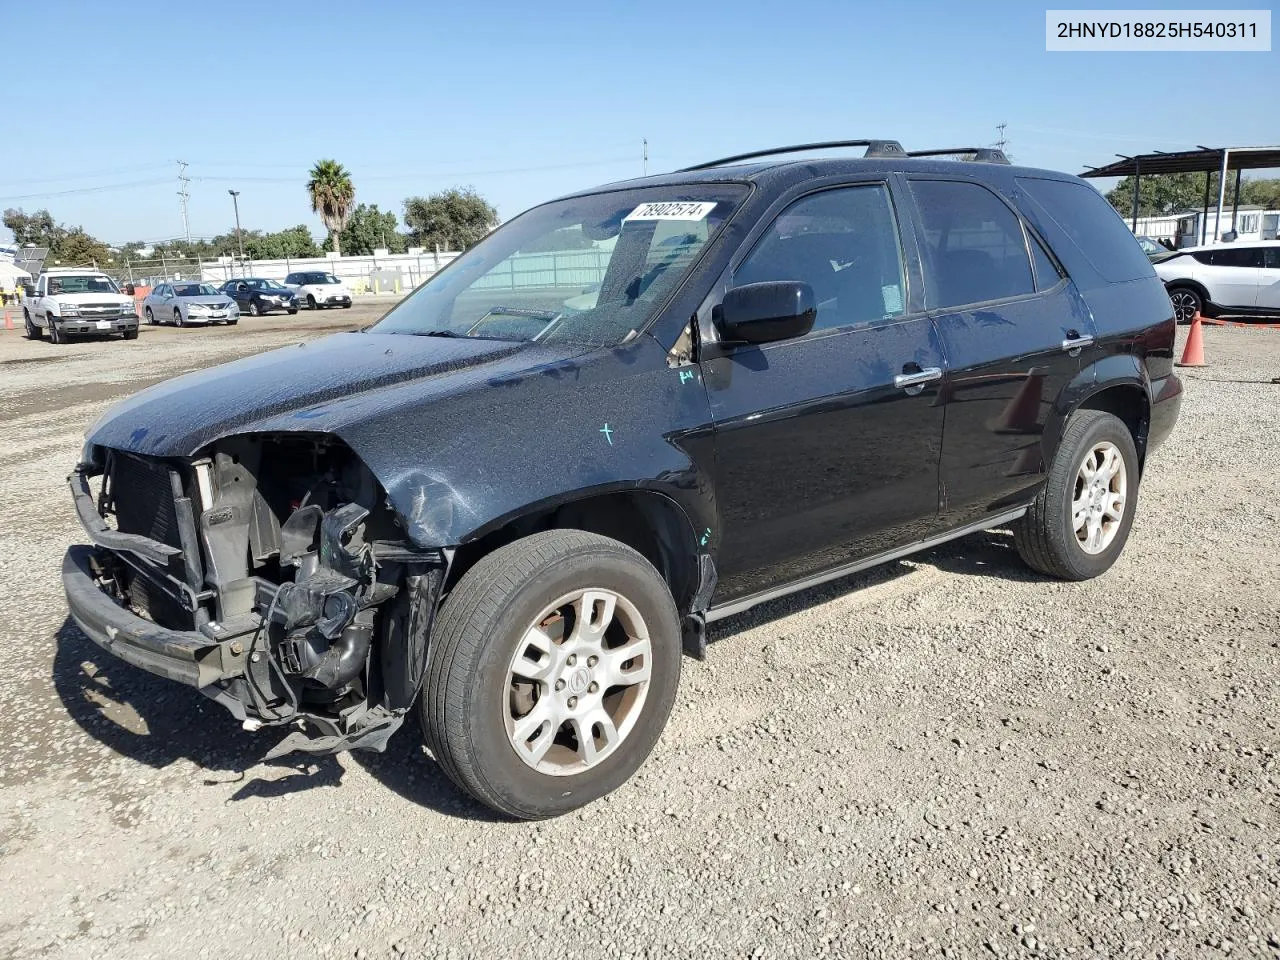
[3,207,112,265]
[403,187,499,251]
[331,203,405,255]
[1106,173,1280,219]
[307,159,355,257]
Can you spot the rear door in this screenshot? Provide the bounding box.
[1259,247,1280,310]
[904,176,1090,528]
[1205,246,1263,308]
[704,179,947,603]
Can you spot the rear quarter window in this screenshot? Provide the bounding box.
[1016,177,1154,283]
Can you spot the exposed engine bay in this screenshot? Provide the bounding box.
[77,434,445,756]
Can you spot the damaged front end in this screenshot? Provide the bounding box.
[62,434,446,756]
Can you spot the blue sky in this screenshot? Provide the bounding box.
[2,0,1274,245]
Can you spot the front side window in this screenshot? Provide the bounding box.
[372,186,746,345]
[731,184,907,334]
[911,180,1034,309]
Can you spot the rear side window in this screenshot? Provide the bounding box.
[1266,248,1280,269]
[910,180,1034,309]
[1016,177,1153,283]
[1030,233,1064,290]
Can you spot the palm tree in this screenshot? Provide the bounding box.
[306,159,355,256]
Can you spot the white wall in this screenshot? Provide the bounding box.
[198,250,462,292]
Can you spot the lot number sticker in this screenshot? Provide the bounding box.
[624,201,717,222]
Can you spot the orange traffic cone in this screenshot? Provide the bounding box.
[1176,313,1206,367]
[3,309,12,330]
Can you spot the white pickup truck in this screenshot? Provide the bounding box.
[23,269,139,343]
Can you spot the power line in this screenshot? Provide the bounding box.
[0,177,173,203]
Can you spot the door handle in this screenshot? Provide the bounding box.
[1061,332,1094,353]
[894,366,943,391]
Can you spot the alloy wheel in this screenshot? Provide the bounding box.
[1169,289,1199,324]
[1072,441,1127,554]
[504,588,653,776]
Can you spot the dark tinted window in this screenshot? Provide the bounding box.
[1030,233,1063,290]
[1209,247,1263,268]
[1265,248,1280,269]
[732,184,907,334]
[1016,177,1154,283]
[910,180,1033,308]
[1192,251,1215,265]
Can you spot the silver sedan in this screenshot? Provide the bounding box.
[142,282,240,327]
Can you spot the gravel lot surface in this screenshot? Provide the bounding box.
[0,315,1276,960]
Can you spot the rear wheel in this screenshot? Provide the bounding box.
[1168,286,1202,324]
[1014,410,1139,581]
[421,530,681,820]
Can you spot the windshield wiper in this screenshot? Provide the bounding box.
[411,330,465,338]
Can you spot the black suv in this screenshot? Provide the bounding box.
[62,141,1181,819]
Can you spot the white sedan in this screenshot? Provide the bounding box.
[142,282,240,326]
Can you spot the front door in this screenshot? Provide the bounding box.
[1259,247,1280,310]
[703,182,946,603]
[903,177,1093,526]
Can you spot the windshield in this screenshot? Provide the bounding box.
[303,273,340,284]
[174,283,220,297]
[371,186,745,345]
[247,279,289,290]
[47,274,120,295]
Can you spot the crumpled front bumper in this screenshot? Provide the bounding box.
[62,545,244,688]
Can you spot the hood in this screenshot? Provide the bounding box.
[251,288,294,298]
[85,332,581,458]
[180,295,235,307]
[51,291,131,304]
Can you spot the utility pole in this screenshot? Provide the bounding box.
[643,138,648,176]
[228,190,245,277]
[177,161,192,245]
[994,122,1009,154]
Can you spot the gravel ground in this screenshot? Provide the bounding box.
[0,317,1276,960]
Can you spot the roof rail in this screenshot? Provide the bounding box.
[680,140,906,172]
[907,147,1011,164]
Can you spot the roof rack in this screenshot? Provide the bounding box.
[907,147,1011,164]
[680,140,907,172]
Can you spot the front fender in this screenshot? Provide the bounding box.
[342,337,719,550]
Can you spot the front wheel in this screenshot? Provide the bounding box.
[1014,410,1140,581]
[174,308,185,327]
[307,295,317,310]
[23,310,41,340]
[1168,286,1202,324]
[421,530,681,820]
[145,307,157,325]
[249,301,261,317]
[48,316,63,344]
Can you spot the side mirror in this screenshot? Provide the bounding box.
[714,281,816,345]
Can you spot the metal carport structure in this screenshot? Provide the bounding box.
[1081,146,1280,246]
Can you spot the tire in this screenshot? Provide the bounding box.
[249,301,261,317]
[342,301,352,309]
[1168,286,1202,325]
[287,308,298,315]
[48,315,63,344]
[145,307,157,325]
[226,317,238,326]
[307,295,317,311]
[1014,410,1140,581]
[174,308,185,328]
[421,530,682,820]
[23,310,41,340]
[122,329,138,340]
